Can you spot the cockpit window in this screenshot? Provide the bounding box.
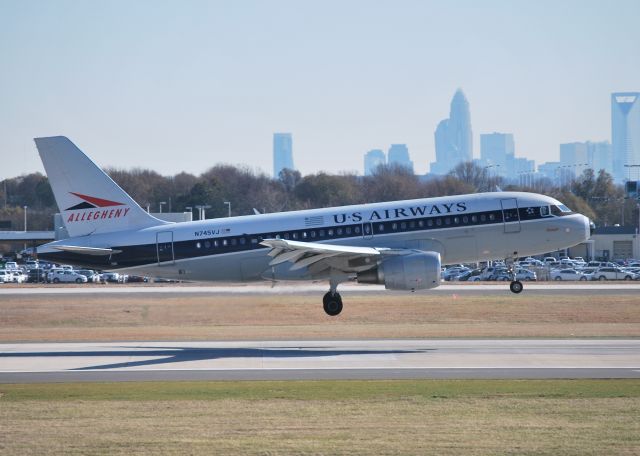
[550,204,573,216]
[540,206,550,217]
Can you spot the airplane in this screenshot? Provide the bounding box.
[34,136,593,316]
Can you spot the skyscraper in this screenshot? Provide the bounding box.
[480,132,515,177]
[387,144,414,173]
[430,89,473,175]
[273,133,294,179]
[559,142,589,179]
[364,149,386,176]
[586,141,613,175]
[612,92,640,182]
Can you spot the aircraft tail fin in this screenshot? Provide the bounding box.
[34,136,167,237]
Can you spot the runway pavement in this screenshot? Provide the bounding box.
[1,339,639,382]
[1,282,640,296]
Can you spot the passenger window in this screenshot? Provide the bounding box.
[454,217,460,224]
[489,213,495,221]
[310,231,317,238]
[239,237,246,245]
[196,242,201,249]
[337,228,343,235]
[480,214,486,222]
[418,220,424,228]
[319,230,325,237]
[378,224,385,232]
[392,223,398,230]
[354,226,361,234]
[436,218,442,226]
[471,215,477,223]
[428,219,433,227]
[328,229,334,236]
[400,222,406,230]
[445,217,451,225]
[292,232,298,239]
[346,227,351,235]
[204,241,211,248]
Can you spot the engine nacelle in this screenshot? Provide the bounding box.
[356,251,441,291]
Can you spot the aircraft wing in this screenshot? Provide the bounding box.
[52,245,122,256]
[260,238,405,275]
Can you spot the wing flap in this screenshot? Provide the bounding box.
[52,245,121,256]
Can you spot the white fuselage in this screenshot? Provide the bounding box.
[38,191,591,282]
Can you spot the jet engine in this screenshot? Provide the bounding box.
[356,251,441,291]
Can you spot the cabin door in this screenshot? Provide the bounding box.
[156,231,175,265]
[500,198,521,233]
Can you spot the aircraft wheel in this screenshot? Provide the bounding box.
[323,292,343,316]
[509,280,523,294]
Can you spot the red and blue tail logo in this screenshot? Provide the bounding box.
[65,192,125,211]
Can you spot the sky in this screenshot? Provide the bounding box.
[1,0,639,180]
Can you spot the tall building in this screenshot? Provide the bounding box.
[364,149,386,176]
[273,133,294,178]
[559,142,589,178]
[612,92,640,182]
[387,144,414,173]
[586,141,613,175]
[480,132,514,177]
[430,89,473,175]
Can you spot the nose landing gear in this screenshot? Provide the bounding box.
[509,280,523,294]
[505,252,524,294]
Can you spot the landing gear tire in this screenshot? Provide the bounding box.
[323,292,343,316]
[509,280,523,294]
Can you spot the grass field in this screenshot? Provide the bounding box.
[1,380,639,455]
[1,291,639,341]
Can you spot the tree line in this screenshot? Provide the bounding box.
[0,161,637,232]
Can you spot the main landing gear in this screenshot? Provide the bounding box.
[323,291,343,316]
[323,273,345,316]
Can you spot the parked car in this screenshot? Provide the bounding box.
[0,269,13,283]
[76,269,100,283]
[4,261,19,271]
[11,271,26,283]
[452,269,483,282]
[26,269,47,283]
[550,268,585,281]
[127,275,150,283]
[587,267,638,281]
[515,268,537,281]
[49,270,88,283]
[101,272,128,283]
[544,257,557,264]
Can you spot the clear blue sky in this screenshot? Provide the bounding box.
[1,0,639,180]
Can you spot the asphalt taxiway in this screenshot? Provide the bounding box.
[1,339,639,383]
[1,282,640,296]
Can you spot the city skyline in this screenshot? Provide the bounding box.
[1,1,639,180]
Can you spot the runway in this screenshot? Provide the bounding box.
[1,339,639,382]
[2,282,640,296]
